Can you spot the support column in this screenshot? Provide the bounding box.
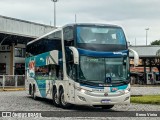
[149,58,152,72]
[143,59,146,84]
[10,43,15,75]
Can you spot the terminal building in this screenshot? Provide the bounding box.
[129,45,160,85]
[0,15,160,85]
[0,15,55,75]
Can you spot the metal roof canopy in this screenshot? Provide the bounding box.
[129,45,160,58]
[0,32,32,45]
[0,15,55,45]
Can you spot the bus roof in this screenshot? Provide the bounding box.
[63,23,121,28]
[27,23,122,45]
[27,27,62,45]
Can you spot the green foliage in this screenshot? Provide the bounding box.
[150,40,160,45]
[131,95,160,105]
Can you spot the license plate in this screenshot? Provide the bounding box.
[101,99,110,103]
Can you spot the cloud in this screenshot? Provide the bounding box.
[0,0,160,45]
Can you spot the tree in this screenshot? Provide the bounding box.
[150,40,160,45]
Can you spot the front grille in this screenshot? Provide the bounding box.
[85,91,124,97]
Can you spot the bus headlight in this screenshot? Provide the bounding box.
[125,87,131,93]
[80,89,86,93]
[75,87,91,93]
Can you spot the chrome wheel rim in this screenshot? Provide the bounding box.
[61,93,67,106]
[54,93,59,104]
[33,89,36,99]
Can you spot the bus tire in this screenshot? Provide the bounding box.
[101,105,114,109]
[59,89,72,109]
[29,84,32,95]
[52,89,59,107]
[32,85,37,100]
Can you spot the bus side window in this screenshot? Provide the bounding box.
[70,65,76,80]
[64,26,73,41]
[35,66,49,80]
[48,65,57,80]
[48,65,62,80]
[66,52,76,80]
[64,26,74,46]
[55,65,63,80]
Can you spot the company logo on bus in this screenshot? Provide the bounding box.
[113,52,127,55]
[111,87,118,92]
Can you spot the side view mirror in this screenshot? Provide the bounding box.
[69,47,79,64]
[129,48,139,66]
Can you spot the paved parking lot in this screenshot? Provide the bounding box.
[0,87,159,119]
[131,86,160,95]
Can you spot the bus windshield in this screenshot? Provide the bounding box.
[78,56,129,85]
[76,26,126,45]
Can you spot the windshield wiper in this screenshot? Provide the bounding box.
[111,80,130,84]
[78,79,97,86]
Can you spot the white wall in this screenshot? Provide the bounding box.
[0,44,25,75]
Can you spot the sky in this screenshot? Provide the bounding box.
[0,0,160,45]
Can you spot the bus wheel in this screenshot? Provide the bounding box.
[32,85,37,100]
[29,84,32,95]
[59,89,72,109]
[52,89,59,107]
[101,105,114,109]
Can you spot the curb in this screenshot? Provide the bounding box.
[131,85,160,87]
[0,88,25,91]
[131,95,143,97]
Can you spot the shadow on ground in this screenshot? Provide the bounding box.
[26,96,118,112]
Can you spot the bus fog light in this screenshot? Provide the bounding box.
[78,96,86,101]
[124,96,130,101]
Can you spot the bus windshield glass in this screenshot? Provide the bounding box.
[78,56,129,85]
[76,26,126,45]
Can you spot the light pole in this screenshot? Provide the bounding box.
[145,28,149,45]
[51,0,58,27]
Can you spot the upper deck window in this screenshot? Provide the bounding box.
[76,26,126,45]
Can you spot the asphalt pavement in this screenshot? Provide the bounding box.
[131,86,160,95]
[0,87,160,119]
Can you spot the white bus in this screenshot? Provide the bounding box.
[25,23,139,109]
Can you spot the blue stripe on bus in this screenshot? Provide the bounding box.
[35,52,50,67]
[58,51,63,65]
[77,48,128,57]
[35,80,46,97]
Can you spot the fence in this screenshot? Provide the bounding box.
[0,75,25,90]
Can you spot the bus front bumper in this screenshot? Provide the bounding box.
[74,89,130,106]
